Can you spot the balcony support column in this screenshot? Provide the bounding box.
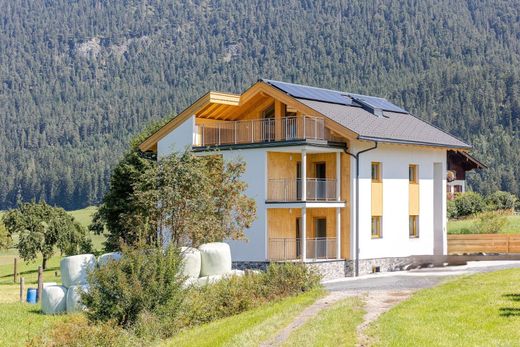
[301,207,307,261]
[301,149,307,201]
[336,207,341,259]
[336,151,341,201]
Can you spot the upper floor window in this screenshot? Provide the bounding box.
[409,164,418,184]
[409,215,419,238]
[371,162,381,182]
[371,216,382,238]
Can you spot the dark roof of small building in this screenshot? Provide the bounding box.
[263,79,472,149]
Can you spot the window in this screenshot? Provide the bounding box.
[409,215,419,238]
[371,162,381,182]
[409,165,418,183]
[371,216,382,238]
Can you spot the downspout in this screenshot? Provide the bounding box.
[343,141,378,277]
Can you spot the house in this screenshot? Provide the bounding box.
[139,79,480,278]
[446,150,486,199]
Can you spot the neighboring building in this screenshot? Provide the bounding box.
[446,150,486,198]
[139,79,482,277]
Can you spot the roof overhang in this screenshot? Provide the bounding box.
[357,135,472,150]
[448,150,487,170]
[138,91,240,152]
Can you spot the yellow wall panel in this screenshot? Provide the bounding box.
[371,182,383,216]
[409,183,420,215]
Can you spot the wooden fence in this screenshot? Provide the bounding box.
[448,234,520,254]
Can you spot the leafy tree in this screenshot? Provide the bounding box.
[89,123,164,251]
[2,201,92,269]
[0,221,12,250]
[130,150,256,247]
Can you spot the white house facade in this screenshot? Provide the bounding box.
[140,79,479,277]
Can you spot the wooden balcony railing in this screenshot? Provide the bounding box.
[267,178,337,202]
[195,116,328,146]
[269,237,337,260]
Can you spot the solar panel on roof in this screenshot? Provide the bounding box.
[263,79,353,106]
[349,93,408,113]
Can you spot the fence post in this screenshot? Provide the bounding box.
[13,258,17,283]
[20,277,24,303]
[234,122,237,144]
[37,266,43,303]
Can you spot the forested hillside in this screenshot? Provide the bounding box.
[1,0,519,210]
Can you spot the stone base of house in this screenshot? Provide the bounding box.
[233,255,454,281]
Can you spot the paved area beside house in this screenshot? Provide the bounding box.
[323,260,520,292]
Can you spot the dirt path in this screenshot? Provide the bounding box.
[260,289,413,347]
[260,291,355,347]
[356,290,414,347]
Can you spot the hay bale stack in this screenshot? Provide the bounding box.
[198,242,232,277]
[41,285,67,315]
[60,254,96,288]
[180,247,201,279]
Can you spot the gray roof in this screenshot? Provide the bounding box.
[297,98,471,149]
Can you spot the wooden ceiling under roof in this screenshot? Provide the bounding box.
[197,92,274,121]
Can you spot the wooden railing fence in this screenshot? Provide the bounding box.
[448,234,520,254]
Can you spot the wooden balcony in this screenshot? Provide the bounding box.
[267,178,337,202]
[195,116,329,147]
[269,237,337,261]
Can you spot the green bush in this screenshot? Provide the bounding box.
[174,263,321,331]
[485,191,517,212]
[453,192,486,217]
[473,210,509,234]
[82,245,185,328]
[447,200,458,219]
[49,258,321,346]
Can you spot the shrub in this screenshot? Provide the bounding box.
[44,262,321,346]
[485,191,517,212]
[447,199,458,219]
[453,192,485,217]
[31,315,138,347]
[473,211,509,234]
[174,263,321,330]
[82,245,185,328]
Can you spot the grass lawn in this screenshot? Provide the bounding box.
[448,214,520,234]
[282,296,364,347]
[164,289,325,347]
[0,302,70,347]
[368,268,520,346]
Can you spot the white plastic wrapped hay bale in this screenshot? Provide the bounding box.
[97,252,122,267]
[198,242,232,277]
[41,285,67,315]
[225,269,245,278]
[66,285,89,313]
[43,282,58,287]
[194,274,225,287]
[180,247,201,279]
[60,254,96,288]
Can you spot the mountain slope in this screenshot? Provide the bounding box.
[0,0,518,209]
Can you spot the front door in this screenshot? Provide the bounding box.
[314,218,327,258]
[315,162,326,200]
